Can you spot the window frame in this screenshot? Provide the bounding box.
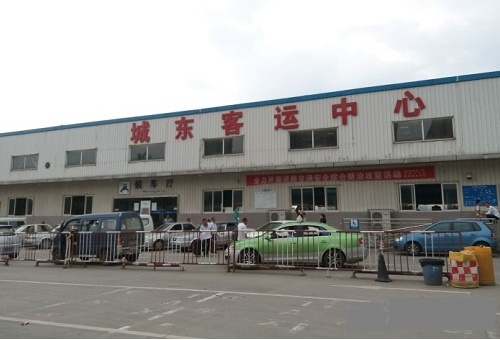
[66,148,97,167]
[291,186,338,211]
[203,136,244,156]
[203,189,243,212]
[393,117,454,143]
[11,154,39,171]
[8,197,34,216]
[63,195,93,215]
[289,127,338,150]
[130,143,165,162]
[399,183,458,211]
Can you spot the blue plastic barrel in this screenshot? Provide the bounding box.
[419,258,444,285]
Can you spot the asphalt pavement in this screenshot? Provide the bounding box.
[0,255,499,339]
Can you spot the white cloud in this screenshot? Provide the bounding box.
[0,0,499,133]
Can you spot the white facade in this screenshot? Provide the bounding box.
[1,71,500,228]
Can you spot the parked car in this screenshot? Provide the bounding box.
[52,212,144,262]
[0,225,22,258]
[170,221,238,252]
[143,222,196,251]
[16,224,54,249]
[225,221,366,268]
[394,219,497,256]
[0,217,26,230]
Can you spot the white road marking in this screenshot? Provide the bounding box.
[196,292,224,303]
[0,279,369,303]
[148,315,164,321]
[42,302,66,309]
[289,322,308,334]
[258,320,278,326]
[163,307,185,315]
[330,284,472,294]
[0,316,194,339]
[302,301,312,306]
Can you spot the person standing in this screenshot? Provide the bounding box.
[199,218,212,256]
[237,217,248,241]
[475,199,481,217]
[483,202,500,221]
[295,205,305,222]
[233,206,240,223]
[319,213,327,223]
[208,217,218,253]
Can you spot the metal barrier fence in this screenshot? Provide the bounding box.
[2,228,464,282]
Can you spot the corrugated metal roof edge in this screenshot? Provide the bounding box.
[2,70,500,137]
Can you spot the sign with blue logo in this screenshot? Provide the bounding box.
[349,219,360,230]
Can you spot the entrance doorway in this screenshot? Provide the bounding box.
[113,196,178,228]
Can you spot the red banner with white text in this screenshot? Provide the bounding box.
[246,165,435,186]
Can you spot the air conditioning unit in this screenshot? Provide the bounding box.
[269,210,287,221]
[368,209,392,231]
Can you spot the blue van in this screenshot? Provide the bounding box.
[52,212,144,263]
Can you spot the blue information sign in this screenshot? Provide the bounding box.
[462,185,498,206]
[349,219,360,230]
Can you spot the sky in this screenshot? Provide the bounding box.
[1,0,499,134]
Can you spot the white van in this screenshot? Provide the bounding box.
[0,217,27,229]
[140,214,154,232]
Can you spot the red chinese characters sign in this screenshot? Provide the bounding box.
[134,89,428,141]
[246,165,435,186]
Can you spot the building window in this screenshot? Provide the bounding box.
[8,198,33,216]
[130,143,165,161]
[290,128,337,150]
[64,195,93,215]
[291,187,338,211]
[399,183,458,211]
[11,154,38,170]
[204,136,243,156]
[66,149,97,166]
[203,190,243,212]
[393,117,454,142]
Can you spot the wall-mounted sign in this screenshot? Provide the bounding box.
[118,181,130,195]
[246,165,435,186]
[462,185,498,206]
[254,191,277,209]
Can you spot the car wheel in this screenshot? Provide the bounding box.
[240,249,259,264]
[153,240,164,251]
[40,238,52,249]
[405,242,422,256]
[473,241,490,247]
[322,249,346,268]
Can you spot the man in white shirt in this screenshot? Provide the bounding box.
[199,218,212,255]
[237,217,248,241]
[483,202,500,221]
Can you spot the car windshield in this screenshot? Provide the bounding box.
[0,225,14,233]
[156,223,174,231]
[256,221,287,231]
